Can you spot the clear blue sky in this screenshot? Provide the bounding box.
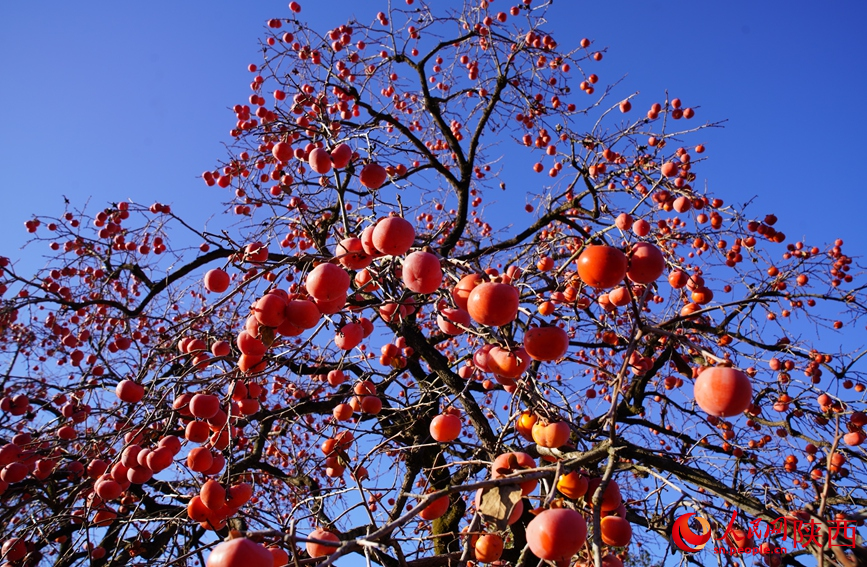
[1,2,865,566]
[1,1,865,272]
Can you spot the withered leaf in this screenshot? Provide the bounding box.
[478,485,522,531]
[259,326,276,347]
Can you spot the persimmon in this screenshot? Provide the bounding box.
[335,322,364,350]
[360,163,388,189]
[244,242,269,264]
[615,213,633,230]
[691,287,714,305]
[660,162,679,177]
[627,242,665,284]
[372,216,415,255]
[577,245,628,289]
[187,447,214,472]
[225,483,253,508]
[693,366,753,417]
[1,538,26,562]
[419,493,450,520]
[253,293,287,327]
[207,538,273,567]
[452,273,485,310]
[211,340,231,357]
[146,447,174,472]
[127,465,153,484]
[237,331,265,356]
[336,237,372,270]
[269,546,290,567]
[330,143,352,168]
[586,477,622,511]
[436,307,471,335]
[115,380,144,404]
[600,515,632,547]
[92,507,117,527]
[486,346,530,379]
[306,528,340,557]
[531,420,570,448]
[306,263,350,301]
[237,354,266,373]
[189,394,221,419]
[201,479,226,511]
[515,411,538,441]
[632,219,650,237]
[173,394,194,417]
[430,414,462,442]
[557,471,588,499]
[359,395,382,414]
[668,270,689,289]
[285,299,320,329]
[333,403,353,421]
[308,147,332,174]
[726,529,755,554]
[525,508,587,562]
[95,477,123,501]
[204,269,230,293]
[402,251,443,294]
[467,282,519,326]
[474,534,504,563]
[523,325,569,361]
[272,141,293,163]
[86,459,109,479]
[490,452,537,495]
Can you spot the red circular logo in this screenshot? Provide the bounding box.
[672,513,712,552]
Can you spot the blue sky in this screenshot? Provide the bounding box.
[1,1,865,271]
[1,2,865,566]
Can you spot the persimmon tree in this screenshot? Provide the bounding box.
[1,1,865,567]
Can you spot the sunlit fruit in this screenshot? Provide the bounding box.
[577,245,628,289]
[627,242,665,284]
[330,143,353,168]
[693,366,753,417]
[490,452,537,495]
[523,326,569,361]
[308,147,333,174]
[525,508,587,562]
[115,380,144,404]
[467,282,519,327]
[402,251,443,294]
[372,217,415,255]
[557,471,588,499]
[430,414,462,442]
[360,163,388,189]
[207,537,273,567]
[531,420,570,448]
[306,263,350,301]
[204,269,230,293]
[600,515,632,547]
[306,528,340,558]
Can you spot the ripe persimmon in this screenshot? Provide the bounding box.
[525,508,587,562]
[577,245,628,289]
[693,366,753,417]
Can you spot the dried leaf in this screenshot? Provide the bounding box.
[478,485,522,530]
[259,326,276,347]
